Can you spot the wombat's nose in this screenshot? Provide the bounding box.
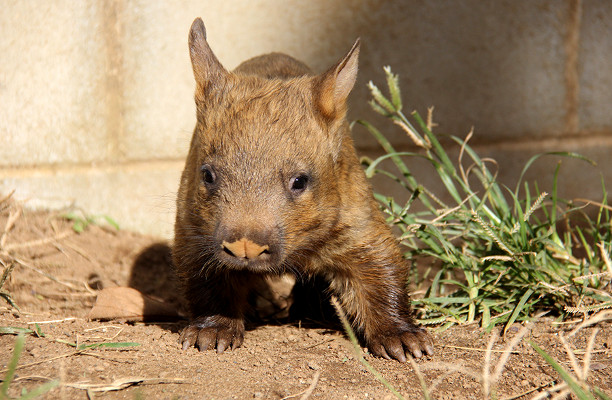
[222,238,270,260]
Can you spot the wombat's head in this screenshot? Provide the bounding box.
[176,18,359,274]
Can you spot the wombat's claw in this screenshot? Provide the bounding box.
[179,317,245,354]
[369,329,434,362]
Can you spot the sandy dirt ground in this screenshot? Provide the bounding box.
[0,199,610,399]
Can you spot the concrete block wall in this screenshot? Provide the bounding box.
[1,0,611,238]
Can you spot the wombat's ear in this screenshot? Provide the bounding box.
[188,18,228,91]
[314,38,360,120]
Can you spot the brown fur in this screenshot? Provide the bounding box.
[173,18,434,362]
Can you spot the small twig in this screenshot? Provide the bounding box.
[27,317,77,324]
[572,198,612,212]
[530,383,568,400]
[11,257,80,290]
[12,375,56,383]
[329,296,405,400]
[421,362,483,399]
[491,323,533,384]
[62,239,99,266]
[500,381,555,400]
[559,334,581,379]
[581,327,598,382]
[597,242,612,278]
[407,353,430,400]
[0,190,16,207]
[279,370,322,400]
[302,338,334,350]
[65,377,188,392]
[0,350,83,374]
[0,207,22,249]
[568,310,612,337]
[79,351,137,364]
[482,329,499,399]
[441,344,520,354]
[81,326,124,342]
[3,230,73,252]
[299,370,321,400]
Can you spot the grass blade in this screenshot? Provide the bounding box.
[1,334,25,397]
[529,341,594,400]
[503,289,533,335]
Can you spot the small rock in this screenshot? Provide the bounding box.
[307,361,320,370]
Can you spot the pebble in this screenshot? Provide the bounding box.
[307,361,320,370]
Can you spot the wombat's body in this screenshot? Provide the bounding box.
[173,18,433,362]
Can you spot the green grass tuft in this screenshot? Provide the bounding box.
[360,67,612,331]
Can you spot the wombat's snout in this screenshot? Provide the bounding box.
[222,238,270,261]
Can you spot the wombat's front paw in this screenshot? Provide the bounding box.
[368,326,434,362]
[179,315,245,354]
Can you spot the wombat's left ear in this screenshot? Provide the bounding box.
[314,38,360,121]
[188,18,228,93]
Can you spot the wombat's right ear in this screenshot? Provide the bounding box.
[314,38,360,121]
[188,18,228,91]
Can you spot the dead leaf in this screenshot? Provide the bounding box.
[87,287,182,322]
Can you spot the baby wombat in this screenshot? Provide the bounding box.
[173,17,434,362]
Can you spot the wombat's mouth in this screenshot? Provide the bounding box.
[215,250,282,273]
[205,233,285,272]
[214,238,284,273]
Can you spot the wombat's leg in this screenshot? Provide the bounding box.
[179,273,250,353]
[328,254,434,362]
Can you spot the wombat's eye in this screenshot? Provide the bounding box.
[200,164,216,185]
[290,174,309,194]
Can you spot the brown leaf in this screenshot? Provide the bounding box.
[87,287,182,322]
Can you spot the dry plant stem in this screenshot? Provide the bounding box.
[581,328,598,382]
[597,242,612,277]
[65,377,188,392]
[441,344,520,354]
[26,317,77,325]
[278,370,320,400]
[551,389,572,400]
[0,190,15,206]
[531,383,569,400]
[568,310,612,337]
[11,256,79,290]
[573,198,612,212]
[0,207,22,249]
[0,350,83,375]
[482,328,499,399]
[559,334,582,380]
[13,375,56,383]
[420,361,481,382]
[425,363,477,395]
[500,382,555,400]
[406,353,431,400]
[3,230,73,252]
[483,323,533,399]
[329,296,405,400]
[491,323,533,384]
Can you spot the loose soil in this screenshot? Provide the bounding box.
[0,200,610,399]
